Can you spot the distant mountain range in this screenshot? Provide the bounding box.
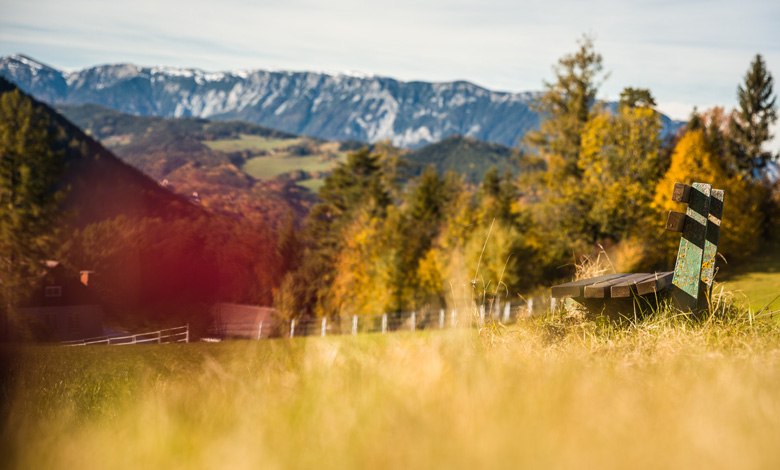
[0,54,683,149]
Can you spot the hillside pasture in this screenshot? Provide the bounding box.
[203,134,302,153]
[242,154,346,181]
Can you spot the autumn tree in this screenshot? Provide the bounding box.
[519,36,609,278]
[0,90,65,334]
[526,35,606,177]
[728,54,777,178]
[651,129,764,264]
[275,148,392,322]
[579,87,662,244]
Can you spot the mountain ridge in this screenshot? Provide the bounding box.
[0,54,683,149]
[0,54,540,148]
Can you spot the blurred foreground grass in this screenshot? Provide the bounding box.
[2,314,780,470]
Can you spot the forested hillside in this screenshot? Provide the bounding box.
[58,103,319,224]
[0,79,294,331]
[405,136,522,184]
[57,104,529,214]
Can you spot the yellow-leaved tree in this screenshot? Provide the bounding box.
[650,129,764,267]
[579,99,662,244]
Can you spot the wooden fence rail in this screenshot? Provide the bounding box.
[62,325,189,346]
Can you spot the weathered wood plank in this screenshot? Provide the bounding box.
[609,273,659,298]
[701,188,724,287]
[672,182,691,203]
[551,273,626,298]
[665,211,687,232]
[672,182,711,310]
[635,271,674,296]
[584,273,649,299]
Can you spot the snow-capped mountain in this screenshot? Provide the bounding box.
[0,54,680,148]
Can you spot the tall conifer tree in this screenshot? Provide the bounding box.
[525,35,606,177]
[729,54,777,178]
[0,89,65,331]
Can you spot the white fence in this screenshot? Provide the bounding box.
[62,325,189,346]
[287,297,546,338]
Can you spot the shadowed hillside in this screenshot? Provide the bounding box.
[405,135,521,183]
[0,77,200,227]
[0,78,292,330]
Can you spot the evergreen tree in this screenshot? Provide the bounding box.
[525,35,606,176]
[518,37,610,277]
[389,166,449,312]
[275,148,392,321]
[0,90,65,332]
[728,54,777,178]
[619,87,657,109]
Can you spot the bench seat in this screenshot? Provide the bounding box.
[551,272,674,300]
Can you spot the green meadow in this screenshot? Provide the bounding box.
[203,134,302,153]
[202,133,346,187]
[722,243,780,313]
[242,154,345,181]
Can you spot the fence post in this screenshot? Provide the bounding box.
[550,297,557,312]
[185,323,190,343]
[382,314,388,334]
[352,315,358,336]
[503,302,510,323]
[479,305,485,325]
[411,311,416,332]
[494,295,500,320]
[321,317,327,337]
[257,320,264,340]
[439,309,445,329]
[451,309,457,328]
[290,319,296,338]
[528,298,534,317]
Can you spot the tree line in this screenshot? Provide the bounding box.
[276,37,779,324]
[1,38,777,333]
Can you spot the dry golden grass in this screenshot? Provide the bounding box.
[2,309,780,470]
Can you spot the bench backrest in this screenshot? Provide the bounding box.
[665,182,725,311]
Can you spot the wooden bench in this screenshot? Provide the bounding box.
[551,182,725,316]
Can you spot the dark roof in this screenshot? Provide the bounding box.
[20,264,100,307]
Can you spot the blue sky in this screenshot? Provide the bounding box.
[1,0,779,125]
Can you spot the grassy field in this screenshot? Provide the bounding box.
[203,134,302,153]
[3,312,780,470]
[242,154,345,181]
[721,243,780,313]
[202,133,346,189]
[297,178,326,192]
